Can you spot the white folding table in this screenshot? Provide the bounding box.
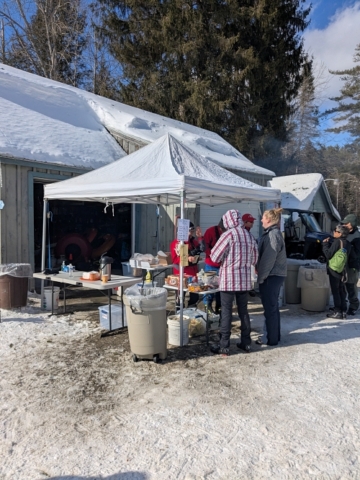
[33,271,139,333]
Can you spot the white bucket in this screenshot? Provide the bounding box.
[167,315,190,346]
[43,286,60,311]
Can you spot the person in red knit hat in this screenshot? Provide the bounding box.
[242,213,256,233]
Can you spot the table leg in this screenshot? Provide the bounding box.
[108,289,112,331]
[120,286,124,328]
[205,303,209,346]
[63,286,67,313]
[51,282,54,316]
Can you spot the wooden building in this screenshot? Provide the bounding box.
[0,64,275,272]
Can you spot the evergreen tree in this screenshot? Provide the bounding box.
[94,0,311,158]
[325,43,360,145]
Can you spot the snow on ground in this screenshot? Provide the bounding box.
[0,63,274,175]
[1,291,360,479]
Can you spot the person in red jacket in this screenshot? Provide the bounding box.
[202,219,224,313]
[170,222,200,306]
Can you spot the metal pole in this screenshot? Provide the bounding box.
[179,190,185,347]
[131,204,136,256]
[40,199,48,309]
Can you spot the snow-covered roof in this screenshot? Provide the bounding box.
[269,173,323,210]
[269,173,340,220]
[0,63,274,175]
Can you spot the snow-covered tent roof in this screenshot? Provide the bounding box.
[44,134,281,205]
[0,63,274,176]
[269,173,340,219]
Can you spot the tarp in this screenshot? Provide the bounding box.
[44,134,281,205]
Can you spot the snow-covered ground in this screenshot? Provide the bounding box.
[1,291,360,479]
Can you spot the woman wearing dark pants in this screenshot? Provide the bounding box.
[322,224,350,319]
[257,208,287,346]
[220,291,251,351]
[259,276,284,345]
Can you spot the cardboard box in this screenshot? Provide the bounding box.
[158,252,172,265]
[165,274,192,289]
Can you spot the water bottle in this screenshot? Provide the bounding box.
[61,261,66,272]
[68,263,74,277]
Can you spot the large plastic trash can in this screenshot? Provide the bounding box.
[123,284,168,363]
[297,265,330,312]
[285,259,309,304]
[0,263,32,309]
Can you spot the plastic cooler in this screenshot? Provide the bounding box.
[0,263,32,309]
[98,304,127,330]
[123,285,168,363]
[297,265,330,312]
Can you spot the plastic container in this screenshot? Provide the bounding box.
[298,266,330,312]
[0,275,28,309]
[43,286,60,311]
[98,304,127,329]
[122,262,133,276]
[0,263,32,309]
[285,260,305,304]
[123,285,168,362]
[167,314,191,346]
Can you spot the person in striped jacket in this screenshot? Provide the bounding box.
[210,209,259,356]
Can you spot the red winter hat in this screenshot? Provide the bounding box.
[242,213,256,223]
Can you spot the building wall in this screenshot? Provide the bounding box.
[0,156,82,268]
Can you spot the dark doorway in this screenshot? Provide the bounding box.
[33,183,131,272]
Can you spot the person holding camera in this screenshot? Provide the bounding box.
[170,222,200,306]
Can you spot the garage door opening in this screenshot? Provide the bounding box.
[33,183,132,273]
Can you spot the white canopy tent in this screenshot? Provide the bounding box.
[43,133,281,345]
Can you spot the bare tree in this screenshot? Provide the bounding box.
[282,61,329,174]
[0,0,88,86]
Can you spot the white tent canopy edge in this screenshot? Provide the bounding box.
[42,133,281,346]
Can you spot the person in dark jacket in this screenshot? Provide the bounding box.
[256,208,287,346]
[322,225,351,319]
[341,214,360,315]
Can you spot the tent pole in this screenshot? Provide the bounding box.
[131,204,136,256]
[40,199,48,309]
[179,190,185,347]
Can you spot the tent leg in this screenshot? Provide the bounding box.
[179,190,185,347]
[131,204,136,256]
[40,199,48,309]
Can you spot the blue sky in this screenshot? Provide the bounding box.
[304,0,360,146]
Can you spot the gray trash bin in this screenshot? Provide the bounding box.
[285,259,307,304]
[298,265,330,312]
[123,284,168,363]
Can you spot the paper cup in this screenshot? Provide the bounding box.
[101,274,109,283]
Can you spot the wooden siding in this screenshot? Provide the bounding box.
[107,130,148,154]
[135,204,199,255]
[0,157,80,266]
